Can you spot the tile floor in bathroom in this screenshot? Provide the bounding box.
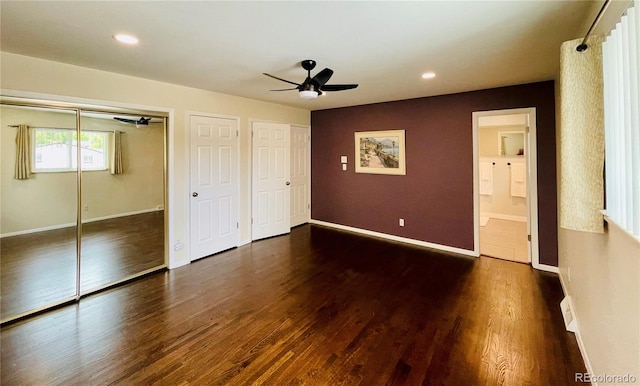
[480,218,529,263]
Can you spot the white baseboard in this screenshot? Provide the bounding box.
[559,272,596,385]
[309,219,478,257]
[482,212,527,222]
[168,258,189,270]
[1,221,76,238]
[1,208,163,238]
[238,238,252,247]
[533,262,559,273]
[83,208,162,224]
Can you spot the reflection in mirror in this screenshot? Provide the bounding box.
[478,125,526,157]
[79,112,165,293]
[1,104,78,321]
[499,132,525,156]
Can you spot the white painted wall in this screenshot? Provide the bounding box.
[478,113,527,127]
[479,156,527,219]
[558,226,639,381]
[479,123,527,219]
[1,52,310,268]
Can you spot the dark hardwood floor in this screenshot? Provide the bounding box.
[1,211,164,318]
[0,224,586,385]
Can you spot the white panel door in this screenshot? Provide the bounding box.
[252,121,290,240]
[189,115,238,261]
[290,125,310,227]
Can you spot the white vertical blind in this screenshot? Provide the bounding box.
[602,0,640,238]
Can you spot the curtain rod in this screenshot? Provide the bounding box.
[6,125,125,133]
[577,0,612,52]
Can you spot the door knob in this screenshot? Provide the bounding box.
[192,192,198,197]
[286,181,291,186]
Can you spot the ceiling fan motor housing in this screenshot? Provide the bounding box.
[301,60,316,71]
[263,60,358,99]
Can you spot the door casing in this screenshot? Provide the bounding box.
[290,125,311,227]
[472,107,542,269]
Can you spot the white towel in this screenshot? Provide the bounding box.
[510,163,527,197]
[479,162,493,195]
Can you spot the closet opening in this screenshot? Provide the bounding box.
[1,96,168,325]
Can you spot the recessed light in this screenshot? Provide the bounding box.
[422,72,436,79]
[113,34,139,45]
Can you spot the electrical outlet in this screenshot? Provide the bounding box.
[399,218,405,227]
[174,241,184,251]
[83,204,88,211]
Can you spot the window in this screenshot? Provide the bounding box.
[602,1,640,239]
[32,128,109,172]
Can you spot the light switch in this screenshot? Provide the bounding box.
[342,164,347,171]
[341,156,348,163]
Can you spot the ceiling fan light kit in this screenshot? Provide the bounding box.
[299,90,318,99]
[264,59,358,100]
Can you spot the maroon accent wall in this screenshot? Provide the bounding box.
[311,81,559,266]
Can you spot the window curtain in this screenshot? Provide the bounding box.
[14,124,31,180]
[110,130,123,175]
[559,35,605,233]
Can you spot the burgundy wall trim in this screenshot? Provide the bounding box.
[311,81,559,266]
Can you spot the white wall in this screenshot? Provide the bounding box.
[558,226,639,381]
[1,52,310,268]
[479,156,527,219]
[478,122,527,219]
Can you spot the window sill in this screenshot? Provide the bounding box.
[32,168,109,174]
[600,210,640,245]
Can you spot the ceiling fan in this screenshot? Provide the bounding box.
[113,116,154,128]
[264,60,358,99]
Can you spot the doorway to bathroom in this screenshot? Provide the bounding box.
[472,108,540,266]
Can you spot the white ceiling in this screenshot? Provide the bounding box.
[0,1,597,111]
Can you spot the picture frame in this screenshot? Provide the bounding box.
[355,130,406,175]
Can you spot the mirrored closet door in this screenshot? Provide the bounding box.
[79,111,166,293]
[1,104,80,320]
[1,98,167,324]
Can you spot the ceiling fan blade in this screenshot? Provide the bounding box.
[312,68,334,87]
[113,117,136,124]
[270,87,299,91]
[321,84,359,92]
[263,73,301,87]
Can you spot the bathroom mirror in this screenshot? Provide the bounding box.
[498,131,525,156]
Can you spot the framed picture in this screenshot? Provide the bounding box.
[355,130,406,175]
